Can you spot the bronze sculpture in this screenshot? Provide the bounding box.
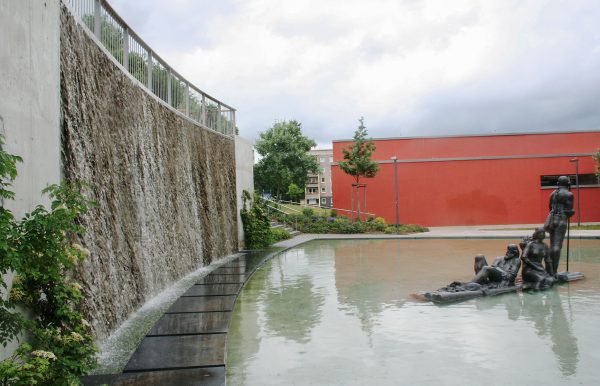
[544,175,574,274]
[420,176,583,304]
[471,244,521,287]
[520,228,556,289]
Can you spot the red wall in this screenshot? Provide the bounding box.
[332,132,600,226]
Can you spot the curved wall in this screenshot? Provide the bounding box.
[60,5,238,340]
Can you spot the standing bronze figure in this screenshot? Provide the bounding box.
[544,176,574,274]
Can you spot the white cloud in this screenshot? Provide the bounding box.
[107,0,600,144]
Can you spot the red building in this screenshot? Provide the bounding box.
[331,131,600,227]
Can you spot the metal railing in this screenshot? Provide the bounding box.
[64,0,237,136]
[269,198,375,218]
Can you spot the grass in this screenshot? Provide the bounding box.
[273,202,332,216]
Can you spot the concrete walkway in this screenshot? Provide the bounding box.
[274,224,600,248]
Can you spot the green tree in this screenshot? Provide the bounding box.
[338,117,379,220]
[286,183,304,203]
[254,121,320,199]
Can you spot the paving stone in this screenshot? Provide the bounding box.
[166,296,236,313]
[183,284,241,296]
[196,274,246,284]
[148,312,230,336]
[124,335,226,371]
[82,367,225,386]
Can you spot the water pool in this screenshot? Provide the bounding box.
[226,238,600,385]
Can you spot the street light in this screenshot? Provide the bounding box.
[391,156,399,227]
[570,158,581,226]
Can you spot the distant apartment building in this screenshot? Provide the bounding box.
[305,149,334,208]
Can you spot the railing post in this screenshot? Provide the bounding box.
[201,94,207,127]
[167,69,172,106]
[123,28,129,70]
[232,110,236,135]
[185,83,190,116]
[217,102,222,133]
[94,0,101,39]
[147,51,153,90]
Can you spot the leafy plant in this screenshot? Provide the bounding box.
[286,183,304,203]
[271,227,291,242]
[240,191,274,249]
[0,137,97,385]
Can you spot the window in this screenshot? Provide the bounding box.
[329,157,333,162]
[321,198,327,205]
[321,177,325,183]
[308,177,318,184]
[541,174,599,187]
[320,157,325,163]
[321,187,326,193]
[307,187,317,194]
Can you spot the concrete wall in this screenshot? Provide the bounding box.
[61,6,238,340]
[0,0,61,215]
[0,0,61,360]
[235,136,255,248]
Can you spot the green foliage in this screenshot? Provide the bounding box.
[338,117,379,184]
[254,121,320,198]
[0,136,22,201]
[0,140,97,385]
[240,191,273,249]
[302,208,314,218]
[286,183,304,203]
[384,224,430,234]
[271,227,291,242]
[270,210,428,235]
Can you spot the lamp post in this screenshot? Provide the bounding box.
[570,158,581,226]
[391,156,399,227]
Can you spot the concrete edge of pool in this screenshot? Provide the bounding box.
[82,229,600,385]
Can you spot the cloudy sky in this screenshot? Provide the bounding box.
[108,0,600,147]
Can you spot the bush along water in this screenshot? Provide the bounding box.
[240,191,274,249]
[0,138,97,385]
[270,210,428,235]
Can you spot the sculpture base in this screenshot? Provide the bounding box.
[423,285,520,304]
[556,271,584,282]
[421,272,584,304]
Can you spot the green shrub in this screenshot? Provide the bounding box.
[271,227,291,242]
[302,208,314,217]
[384,224,429,234]
[240,191,273,249]
[365,217,387,232]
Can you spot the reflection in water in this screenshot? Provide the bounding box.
[522,290,578,376]
[227,239,600,385]
[476,289,579,376]
[264,272,325,343]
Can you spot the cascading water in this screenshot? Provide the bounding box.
[59,5,238,342]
